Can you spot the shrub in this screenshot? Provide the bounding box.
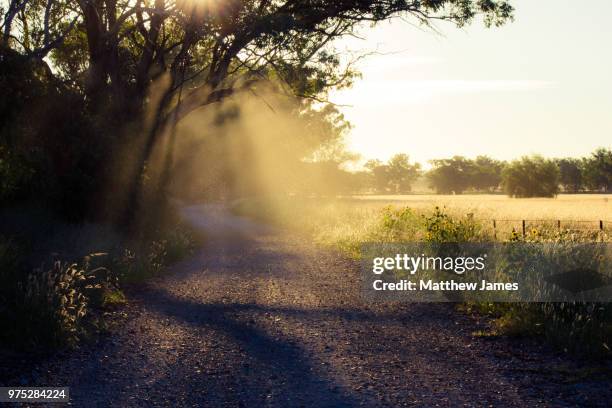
[112,246,163,284]
[112,224,196,284]
[374,206,482,243]
[164,226,196,264]
[422,206,481,242]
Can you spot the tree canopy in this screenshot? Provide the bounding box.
[2,0,514,115]
[365,154,421,193]
[582,148,612,193]
[1,0,515,222]
[502,155,560,198]
[427,156,474,194]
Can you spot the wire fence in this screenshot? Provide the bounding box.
[489,219,609,238]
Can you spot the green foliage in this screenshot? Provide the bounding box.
[422,150,611,196]
[364,154,421,193]
[421,212,611,356]
[100,289,127,308]
[0,46,109,219]
[502,155,560,197]
[364,159,388,193]
[359,205,484,244]
[422,150,610,196]
[427,156,475,194]
[378,206,421,241]
[539,302,611,356]
[422,207,481,243]
[1,0,514,220]
[582,148,612,192]
[112,224,196,284]
[387,154,422,193]
[163,226,197,264]
[557,158,583,193]
[3,0,514,105]
[302,103,355,164]
[425,155,504,194]
[471,156,504,192]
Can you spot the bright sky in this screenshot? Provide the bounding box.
[330,0,612,167]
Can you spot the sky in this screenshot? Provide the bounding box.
[330,0,612,168]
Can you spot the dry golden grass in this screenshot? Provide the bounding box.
[234,194,611,247]
[351,194,611,222]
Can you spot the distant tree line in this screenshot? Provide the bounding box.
[296,147,612,197]
[431,148,611,197]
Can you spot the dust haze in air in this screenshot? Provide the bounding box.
[154,81,358,203]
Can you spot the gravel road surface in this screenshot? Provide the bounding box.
[25,205,612,407]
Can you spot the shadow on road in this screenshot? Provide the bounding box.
[139,286,371,407]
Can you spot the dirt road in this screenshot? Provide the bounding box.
[32,205,610,407]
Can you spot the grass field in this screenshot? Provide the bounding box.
[349,194,612,238]
[351,194,611,221]
[240,194,612,237]
[234,193,611,250]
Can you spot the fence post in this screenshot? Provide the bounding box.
[522,220,526,237]
[557,220,561,230]
[493,220,497,240]
[601,220,604,232]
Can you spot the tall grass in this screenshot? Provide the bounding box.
[0,238,118,349]
[0,209,198,351]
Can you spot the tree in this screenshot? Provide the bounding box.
[556,158,583,193]
[1,0,514,222]
[363,155,420,193]
[364,159,389,193]
[471,155,503,192]
[502,155,559,197]
[303,104,354,162]
[427,156,474,194]
[386,154,421,193]
[582,148,612,192]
